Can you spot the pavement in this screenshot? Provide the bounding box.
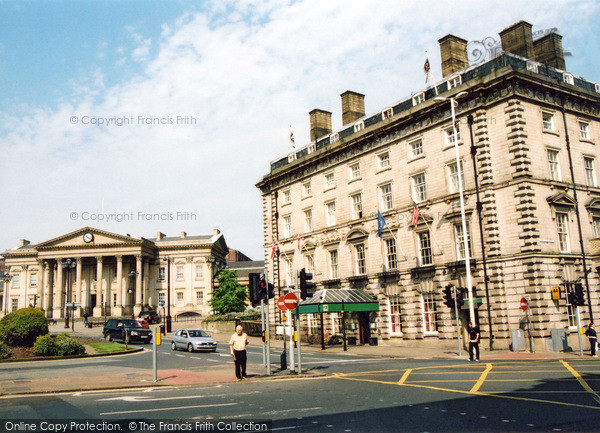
[0,319,593,397]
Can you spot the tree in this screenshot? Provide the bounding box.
[209,269,248,315]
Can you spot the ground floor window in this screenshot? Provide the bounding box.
[196,291,204,305]
[388,296,402,335]
[158,292,165,306]
[11,298,18,312]
[422,293,438,334]
[331,313,342,334]
[176,292,184,307]
[307,314,318,335]
[567,303,579,329]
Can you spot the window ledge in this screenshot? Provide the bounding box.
[442,141,463,151]
[408,154,426,163]
[323,186,336,193]
[348,274,368,282]
[543,130,560,137]
[348,177,362,184]
[376,166,392,175]
[580,139,595,145]
[301,195,312,201]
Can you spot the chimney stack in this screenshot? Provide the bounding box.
[499,20,534,59]
[439,34,468,78]
[180,231,187,238]
[156,232,165,240]
[341,91,365,126]
[19,239,30,247]
[213,229,221,237]
[533,32,566,70]
[309,109,332,142]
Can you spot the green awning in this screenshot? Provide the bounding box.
[297,289,380,314]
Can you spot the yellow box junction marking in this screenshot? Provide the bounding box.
[398,369,412,385]
[560,360,600,404]
[470,363,492,393]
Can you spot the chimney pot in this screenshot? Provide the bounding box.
[438,34,469,78]
[499,20,534,59]
[341,91,365,126]
[309,109,332,142]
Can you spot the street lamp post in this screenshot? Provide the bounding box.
[62,259,76,328]
[128,270,139,318]
[435,92,475,324]
[162,258,172,333]
[3,273,13,315]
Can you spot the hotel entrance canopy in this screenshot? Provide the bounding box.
[298,289,379,314]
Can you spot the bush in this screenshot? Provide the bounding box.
[203,309,261,323]
[0,341,10,360]
[33,334,59,356]
[0,308,48,347]
[32,334,85,357]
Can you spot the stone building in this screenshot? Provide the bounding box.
[256,21,600,351]
[1,227,228,320]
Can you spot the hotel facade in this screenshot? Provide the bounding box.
[257,21,600,350]
[1,227,228,319]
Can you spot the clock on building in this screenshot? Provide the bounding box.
[83,232,94,243]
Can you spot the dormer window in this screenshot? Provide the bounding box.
[526,61,539,73]
[354,121,365,133]
[595,83,600,94]
[447,75,462,89]
[307,143,316,154]
[563,73,574,85]
[412,92,425,106]
[382,108,393,120]
[287,153,296,163]
[330,132,339,144]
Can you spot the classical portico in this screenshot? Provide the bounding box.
[2,227,228,319]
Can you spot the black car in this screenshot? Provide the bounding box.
[103,319,152,344]
[138,310,161,324]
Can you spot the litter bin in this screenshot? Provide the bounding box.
[369,337,378,346]
[160,325,166,336]
[510,328,525,352]
[347,336,357,345]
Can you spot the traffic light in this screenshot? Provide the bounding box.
[267,283,275,299]
[573,283,585,306]
[455,288,465,308]
[299,268,315,300]
[443,284,454,308]
[248,273,261,305]
[258,277,267,299]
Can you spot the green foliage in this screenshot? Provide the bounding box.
[203,309,261,323]
[0,341,10,359]
[33,334,59,356]
[208,269,248,315]
[0,308,48,347]
[32,334,85,357]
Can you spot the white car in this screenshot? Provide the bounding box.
[171,329,218,353]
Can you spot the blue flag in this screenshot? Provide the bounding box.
[377,210,386,238]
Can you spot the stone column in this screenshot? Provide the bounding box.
[47,262,54,317]
[93,257,103,317]
[134,255,143,316]
[22,265,28,308]
[112,255,123,316]
[3,267,11,315]
[54,259,63,319]
[186,257,194,307]
[143,259,150,308]
[105,259,112,317]
[74,258,82,318]
[42,261,50,312]
[37,260,45,310]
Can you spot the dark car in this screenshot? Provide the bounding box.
[138,310,161,324]
[103,319,152,344]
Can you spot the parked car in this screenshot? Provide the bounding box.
[138,310,161,324]
[171,329,217,352]
[136,318,149,329]
[103,319,152,344]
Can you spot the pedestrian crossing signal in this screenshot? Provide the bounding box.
[443,285,454,308]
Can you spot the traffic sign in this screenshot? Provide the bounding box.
[277,296,288,311]
[520,297,528,311]
[283,292,299,311]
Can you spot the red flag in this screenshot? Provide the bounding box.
[270,240,278,259]
[411,203,421,227]
[297,235,301,251]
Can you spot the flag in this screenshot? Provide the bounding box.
[290,127,295,150]
[424,58,433,83]
[270,240,278,259]
[411,202,421,227]
[297,234,301,251]
[377,210,386,238]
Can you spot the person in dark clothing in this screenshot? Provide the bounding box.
[585,323,597,357]
[467,321,480,361]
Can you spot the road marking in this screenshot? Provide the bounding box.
[98,391,260,402]
[302,358,395,365]
[560,360,600,404]
[470,363,492,393]
[398,369,412,385]
[100,402,237,415]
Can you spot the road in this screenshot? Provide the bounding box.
[2,352,600,432]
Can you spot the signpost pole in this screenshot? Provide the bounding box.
[296,306,302,374]
[576,305,584,357]
[260,299,266,367]
[264,270,271,376]
[287,309,295,373]
[453,286,462,357]
[152,326,157,382]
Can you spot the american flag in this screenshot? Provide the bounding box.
[270,240,278,259]
[411,202,421,227]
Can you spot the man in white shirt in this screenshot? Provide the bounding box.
[229,325,249,380]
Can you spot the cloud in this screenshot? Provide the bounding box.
[0,0,598,258]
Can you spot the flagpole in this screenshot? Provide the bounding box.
[421,216,444,255]
[385,225,407,260]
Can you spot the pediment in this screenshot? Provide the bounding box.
[586,197,600,213]
[547,192,576,208]
[36,227,143,250]
[345,228,369,242]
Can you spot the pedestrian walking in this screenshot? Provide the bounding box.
[585,323,597,357]
[229,325,249,380]
[467,321,480,362]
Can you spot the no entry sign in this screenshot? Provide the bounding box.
[283,292,299,311]
[520,297,529,311]
[277,296,288,311]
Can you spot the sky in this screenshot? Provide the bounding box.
[0,0,599,260]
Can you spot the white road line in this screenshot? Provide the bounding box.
[98,391,260,402]
[301,358,395,365]
[100,402,237,415]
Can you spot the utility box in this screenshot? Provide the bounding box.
[510,329,525,352]
[551,328,569,352]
